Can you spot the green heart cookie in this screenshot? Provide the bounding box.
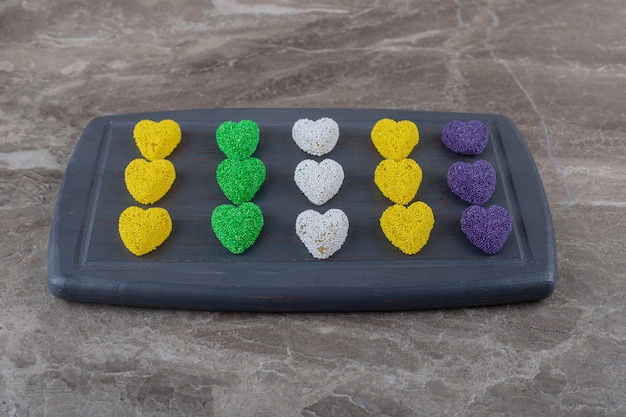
[216,120,260,159]
[216,157,266,204]
[211,202,264,254]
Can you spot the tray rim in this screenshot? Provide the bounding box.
[47,108,557,311]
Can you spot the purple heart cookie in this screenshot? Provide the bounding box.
[447,160,496,206]
[442,120,489,155]
[461,205,512,255]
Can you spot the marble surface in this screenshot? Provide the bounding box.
[1,0,625,415]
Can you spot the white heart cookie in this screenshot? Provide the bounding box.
[295,209,349,259]
[294,159,344,206]
[292,117,339,156]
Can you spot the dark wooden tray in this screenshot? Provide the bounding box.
[47,108,556,311]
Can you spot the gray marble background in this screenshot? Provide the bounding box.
[1,0,625,415]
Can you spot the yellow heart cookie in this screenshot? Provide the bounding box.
[124,158,176,204]
[380,202,434,255]
[371,118,419,160]
[119,206,172,256]
[374,158,423,205]
[133,119,181,161]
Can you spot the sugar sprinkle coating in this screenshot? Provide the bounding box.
[118,206,172,256]
[380,202,434,255]
[374,158,423,205]
[292,117,339,156]
[216,120,260,160]
[296,208,349,259]
[294,159,344,206]
[133,119,181,161]
[442,120,489,155]
[371,118,419,161]
[461,205,512,255]
[124,158,176,205]
[447,160,496,206]
[216,157,266,204]
[211,202,264,254]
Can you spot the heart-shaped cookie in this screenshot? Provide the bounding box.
[295,208,349,259]
[447,160,496,206]
[133,119,181,161]
[380,202,434,255]
[460,205,512,254]
[292,117,339,156]
[216,120,260,160]
[118,206,172,256]
[374,158,423,205]
[211,202,264,254]
[441,120,489,155]
[294,159,344,206]
[124,158,176,205]
[216,157,266,204]
[371,118,419,161]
